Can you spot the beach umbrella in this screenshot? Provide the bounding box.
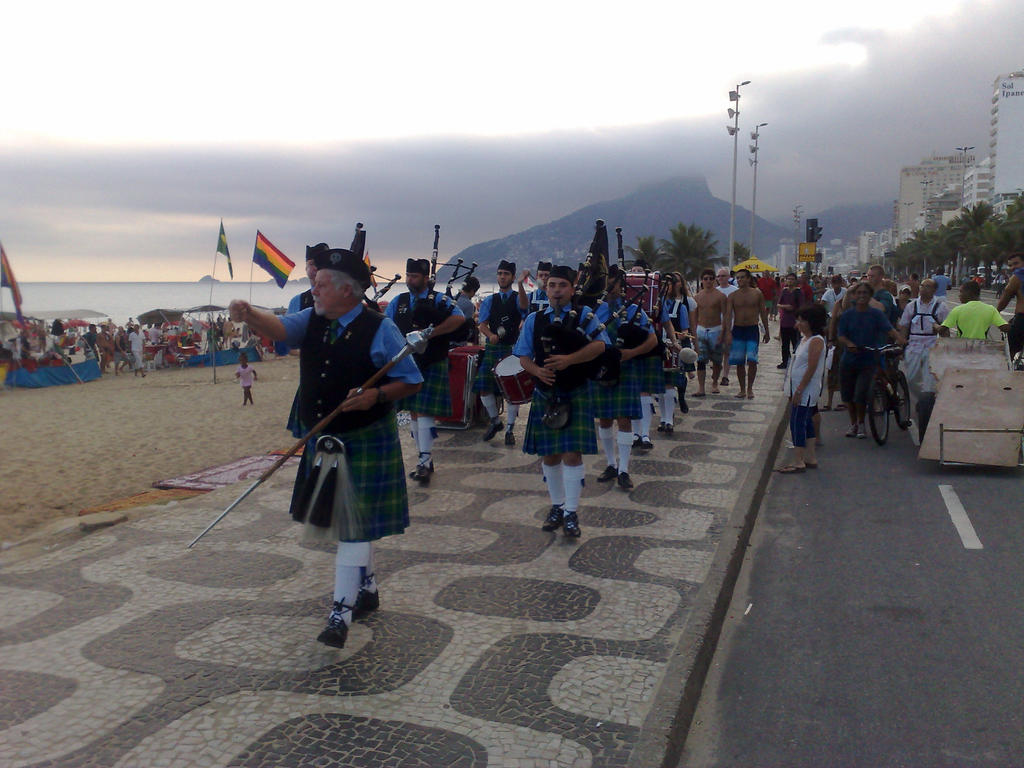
[733,257,778,273]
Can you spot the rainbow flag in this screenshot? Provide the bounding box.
[252,231,294,288]
[0,241,24,323]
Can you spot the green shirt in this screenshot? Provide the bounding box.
[941,301,1006,339]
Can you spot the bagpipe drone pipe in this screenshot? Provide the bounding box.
[573,219,609,310]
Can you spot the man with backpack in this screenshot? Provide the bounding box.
[897,278,948,402]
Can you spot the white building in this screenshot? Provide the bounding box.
[963,156,994,208]
[990,70,1024,212]
[896,154,973,243]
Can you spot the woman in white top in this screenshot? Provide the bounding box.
[777,304,828,473]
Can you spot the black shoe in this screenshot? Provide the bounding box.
[412,463,432,484]
[679,395,689,414]
[563,510,581,538]
[777,362,788,369]
[720,376,729,386]
[542,505,564,531]
[597,465,618,482]
[483,420,504,441]
[617,472,634,490]
[504,430,516,446]
[352,589,379,620]
[639,438,654,450]
[656,422,666,432]
[663,424,673,434]
[316,602,351,648]
[632,435,642,448]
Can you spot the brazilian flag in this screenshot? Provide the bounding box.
[217,219,233,279]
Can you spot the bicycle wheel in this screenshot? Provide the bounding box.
[893,372,912,430]
[867,378,889,445]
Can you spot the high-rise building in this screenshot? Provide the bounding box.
[990,70,1024,213]
[963,156,993,208]
[896,153,973,243]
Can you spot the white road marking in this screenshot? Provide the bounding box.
[938,485,983,550]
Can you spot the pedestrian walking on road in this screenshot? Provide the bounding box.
[778,304,827,473]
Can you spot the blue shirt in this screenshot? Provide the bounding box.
[662,297,689,332]
[385,288,465,322]
[932,274,951,297]
[838,307,893,369]
[513,304,611,359]
[529,288,549,309]
[280,304,423,384]
[478,289,526,324]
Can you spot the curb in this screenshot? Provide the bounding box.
[631,392,791,768]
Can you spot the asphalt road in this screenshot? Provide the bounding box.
[680,406,1024,767]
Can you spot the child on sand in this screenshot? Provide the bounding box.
[235,352,257,405]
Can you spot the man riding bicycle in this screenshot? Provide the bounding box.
[837,282,906,439]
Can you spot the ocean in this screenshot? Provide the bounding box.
[13,281,313,322]
[10,280,505,323]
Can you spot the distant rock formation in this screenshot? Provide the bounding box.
[453,177,790,274]
[198,275,220,283]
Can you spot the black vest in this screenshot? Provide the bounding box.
[298,289,314,311]
[533,308,592,393]
[394,292,451,367]
[487,291,521,345]
[299,309,391,434]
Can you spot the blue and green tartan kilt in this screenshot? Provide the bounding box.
[522,386,598,456]
[472,342,515,394]
[636,355,665,394]
[288,412,409,541]
[589,362,642,420]
[396,360,451,417]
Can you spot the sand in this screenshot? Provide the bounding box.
[0,355,302,545]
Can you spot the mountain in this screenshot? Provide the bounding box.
[452,177,789,274]
[769,202,894,244]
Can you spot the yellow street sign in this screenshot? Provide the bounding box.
[798,242,816,262]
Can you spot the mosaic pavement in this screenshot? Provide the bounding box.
[1,351,787,767]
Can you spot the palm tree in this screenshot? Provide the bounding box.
[656,223,719,280]
[625,235,663,268]
[732,242,751,263]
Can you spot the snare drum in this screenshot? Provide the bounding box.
[493,355,535,405]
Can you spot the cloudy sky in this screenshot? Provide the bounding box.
[0,0,1020,281]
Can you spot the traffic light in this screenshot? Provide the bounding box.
[805,218,823,243]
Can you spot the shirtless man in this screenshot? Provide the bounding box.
[723,269,770,399]
[693,268,728,396]
[996,251,1024,362]
[715,267,739,386]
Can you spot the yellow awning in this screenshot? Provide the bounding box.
[733,257,777,273]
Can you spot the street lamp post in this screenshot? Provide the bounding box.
[727,80,751,269]
[792,204,803,273]
[748,122,767,260]
[955,145,975,282]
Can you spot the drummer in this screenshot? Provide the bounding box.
[592,265,658,490]
[513,265,610,538]
[475,260,527,445]
[518,261,552,314]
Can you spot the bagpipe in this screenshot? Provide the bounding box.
[614,268,657,351]
[346,223,402,310]
[573,219,609,310]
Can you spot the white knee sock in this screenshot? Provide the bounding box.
[416,417,435,465]
[361,544,377,594]
[333,541,371,624]
[598,425,616,467]
[617,431,633,474]
[480,394,499,420]
[639,395,654,438]
[662,388,676,423]
[542,462,565,506]
[562,463,585,512]
[507,403,519,427]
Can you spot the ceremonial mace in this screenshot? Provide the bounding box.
[186,327,434,549]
